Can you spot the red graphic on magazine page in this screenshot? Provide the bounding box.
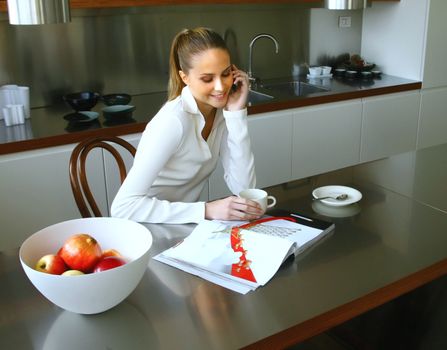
[229,217,296,283]
[230,227,256,282]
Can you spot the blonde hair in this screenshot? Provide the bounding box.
[167,27,229,101]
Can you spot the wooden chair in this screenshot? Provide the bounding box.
[69,136,136,217]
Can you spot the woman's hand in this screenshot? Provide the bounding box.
[205,196,264,221]
[225,65,249,111]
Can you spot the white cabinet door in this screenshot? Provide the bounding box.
[208,110,293,200]
[361,91,420,162]
[418,87,447,150]
[0,144,106,250]
[292,100,362,180]
[422,0,447,89]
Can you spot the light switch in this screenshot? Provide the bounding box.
[339,16,352,28]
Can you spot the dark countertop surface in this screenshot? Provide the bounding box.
[0,74,421,155]
[1,142,446,349]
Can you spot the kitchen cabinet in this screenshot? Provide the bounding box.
[292,100,362,180]
[208,110,293,200]
[0,144,106,251]
[248,110,293,188]
[421,0,447,89]
[0,88,418,250]
[362,0,446,150]
[417,87,447,150]
[360,91,420,162]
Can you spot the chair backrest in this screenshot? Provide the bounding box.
[69,136,136,217]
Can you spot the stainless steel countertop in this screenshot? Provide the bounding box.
[0,74,420,155]
[2,143,446,350]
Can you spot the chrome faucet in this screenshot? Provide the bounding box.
[248,33,280,86]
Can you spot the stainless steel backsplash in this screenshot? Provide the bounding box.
[0,4,362,108]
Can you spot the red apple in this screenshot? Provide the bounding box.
[101,248,122,259]
[58,233,102,273]
[93,256,126,273]
[35,254,67,275]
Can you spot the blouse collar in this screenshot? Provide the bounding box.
[181,86,199,115]
[180,85,224,124]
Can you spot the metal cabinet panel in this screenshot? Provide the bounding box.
[361,91,420,162]
[292,100,362,179]
[418,87,447,149]
[0,144,106,250]
[208,110,293,200]
[422,0,447,89]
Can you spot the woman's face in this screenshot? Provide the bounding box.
[179,48,233,115]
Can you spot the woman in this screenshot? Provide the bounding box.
[111,27,263,224]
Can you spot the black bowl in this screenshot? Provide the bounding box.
[102,93,132,106]
[345,70,359,79]
[63,92,100,111]
[102,105,136,120]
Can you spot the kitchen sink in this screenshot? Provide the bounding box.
[247,90,274,105]
[247,80,330,106]
[261,81,329,97]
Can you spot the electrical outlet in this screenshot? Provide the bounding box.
[339,16,351,28]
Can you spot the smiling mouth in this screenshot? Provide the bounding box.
[211,92,228,99]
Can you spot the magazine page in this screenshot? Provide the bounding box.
[154,212,334,293]
[154,254,255,294]
[215,211,334,256]
[249,219,331,255]
[154,220,295,293]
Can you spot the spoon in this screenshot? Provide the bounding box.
[313,194,348,201]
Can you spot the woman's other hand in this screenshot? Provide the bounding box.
[205,196,264,221]
[225,65,249,111]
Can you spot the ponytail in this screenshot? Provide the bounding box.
[167,27,229,101]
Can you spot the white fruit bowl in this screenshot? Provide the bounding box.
[19,217,152,314]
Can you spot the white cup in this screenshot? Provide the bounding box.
[3,104,25,126]
[321,66,332,75]
[17,86,30,119]
[308,66,322,76]
[239,189,276,212]
[0,85,30,120]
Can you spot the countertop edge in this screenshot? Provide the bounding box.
[0,81,422,156]
[241,256,447,350]
[247,81,422,113]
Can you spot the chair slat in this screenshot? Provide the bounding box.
[69,136,136,217]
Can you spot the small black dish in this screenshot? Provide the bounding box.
[371,70,382,78]
[102,93,132,106]
[334,68,346,76]
[361,71,373,80]
[345,70,358,79]
[63,91,100,111]
[102,105,136,120]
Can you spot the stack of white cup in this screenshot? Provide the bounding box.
[308,66,332,77]
[0,85,30,126]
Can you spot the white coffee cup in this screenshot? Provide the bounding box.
[239,189,276,212]
[321,66,332,75]
[308,66,322,76]
[3,104,25,126]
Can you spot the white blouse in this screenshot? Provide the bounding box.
[110,86,256,224]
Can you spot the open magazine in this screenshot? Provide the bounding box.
[154,210,334,294]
